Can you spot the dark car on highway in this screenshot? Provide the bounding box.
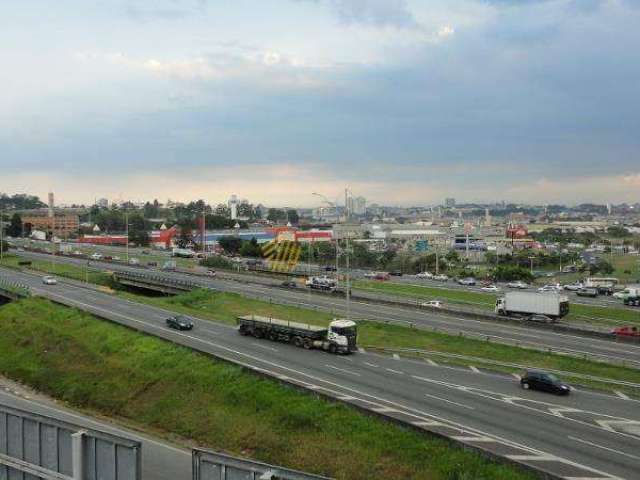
[281,280,297,288]
[389,271,403,277]
[166,315,194,330]
[520,370,570,395]
[526,314,554,324]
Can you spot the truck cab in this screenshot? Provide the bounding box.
[327,319,358,353]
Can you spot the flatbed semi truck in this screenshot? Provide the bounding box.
[237,315,357,354]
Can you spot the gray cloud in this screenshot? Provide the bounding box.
[297,0,421,29]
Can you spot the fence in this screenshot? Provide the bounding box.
[192,450,331,480]
[0,403,141,480]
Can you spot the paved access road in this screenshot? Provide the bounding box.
[0,383,191,480]
[14,251,640,367]
[2,267,640,479]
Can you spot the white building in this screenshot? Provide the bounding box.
[228,194,239,220]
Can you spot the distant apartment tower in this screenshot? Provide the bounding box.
[48,192,55,217]
[97,198,109,208]
[347,196,367,216]
[445,198,456,208]
[228,194,239,220]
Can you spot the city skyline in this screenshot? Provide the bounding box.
[2,1,639,205]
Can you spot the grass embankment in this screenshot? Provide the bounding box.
[121,289,640,397]
[0,297,533,480]
[354,279,640,327]
[0,255,112,287]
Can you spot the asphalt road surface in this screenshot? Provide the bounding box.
[12,251,640,367]
[2,267,640,479]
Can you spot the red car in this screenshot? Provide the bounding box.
[612,326,640,337]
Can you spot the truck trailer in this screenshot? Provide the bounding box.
[495,291,569,319]
[237,315,357,354]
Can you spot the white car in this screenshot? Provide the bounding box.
[421,300,444,308]
[612,291,627,299]
[507,281,529,289]
[113,256,121,261]
[481,285,500,292]
[433,274,449,281]
[563,283,583,291]
[90,253,102,260]
[129,258,140,265]
[538,284,562,293]
[416,272,433,279]
[42,276,57,285]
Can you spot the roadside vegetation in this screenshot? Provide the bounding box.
[0,254,113,287]
[0,297,534,480]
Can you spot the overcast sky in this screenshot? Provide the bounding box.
[1,0,639,207]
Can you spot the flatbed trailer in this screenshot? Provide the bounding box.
[237,315,357,354]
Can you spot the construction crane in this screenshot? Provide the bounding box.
[312,192,337,219]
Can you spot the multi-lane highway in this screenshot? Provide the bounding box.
[2,267,640,479]
[11,251,640,367]
[11,240,638,310]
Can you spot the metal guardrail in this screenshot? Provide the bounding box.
[193,449,331,480]
[113,270,204,293]
[0,403,141,480]
[0,277,31,298]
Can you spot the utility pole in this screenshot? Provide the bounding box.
[0,208,4,261]
[125,212,129,264]
[346,233,351,322]
[202,209,206,257]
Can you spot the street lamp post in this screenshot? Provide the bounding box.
[125,212,129,265]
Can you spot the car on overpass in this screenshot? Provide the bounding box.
[520,370,570,395]
[165,315,194,330]
[457,277,476,286]
[506,280,529,289]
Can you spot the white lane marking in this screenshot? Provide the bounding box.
[26,283,626,480]
[511,373,521,380]
[392,353,400,360]
[358,347,366,353]
[568,436,640,461]
[506,455,557,461]
[251,342,278,352]
[411,420,443,427]
[548,407,582,418]
[325,365,361,377]
[425,358,438,366]
[424,393,475,410]
[595,419,640,433]
[469,366,480,373]
[411,374,640,442]
[452,436,495,442]
[363,362,379,368]
[385,368,404,375]
[614,390,630,400]
[372,406,397,413]
[338,395,357,401]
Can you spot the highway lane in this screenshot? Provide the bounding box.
[13,242,638,309]
[0,387,191,480]
[11,250,640,367]
[2,268,640,479]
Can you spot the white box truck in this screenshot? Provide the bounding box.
[495,291,569,319]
